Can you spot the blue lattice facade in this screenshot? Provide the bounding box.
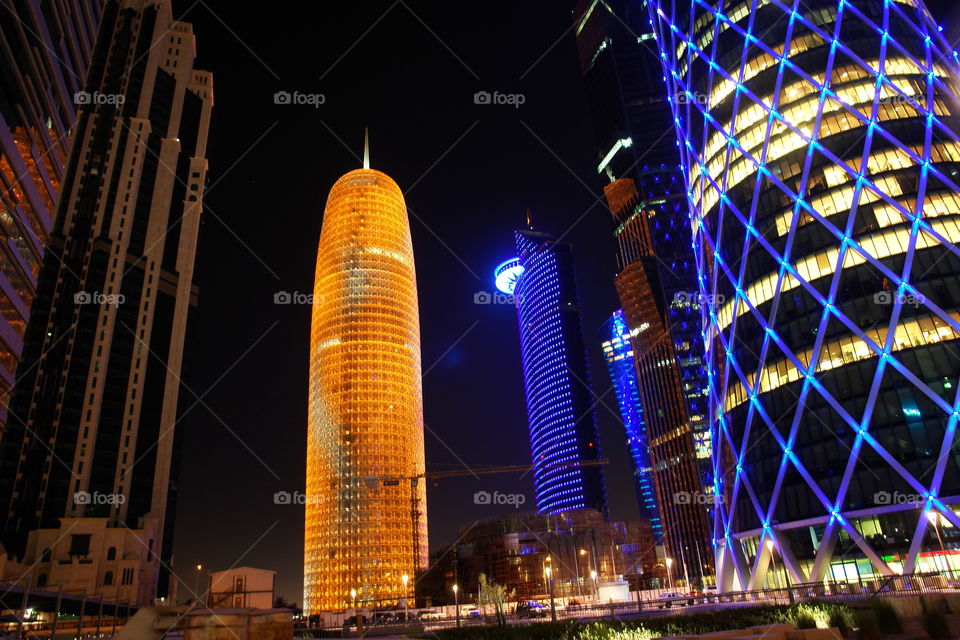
[649,0,960,588]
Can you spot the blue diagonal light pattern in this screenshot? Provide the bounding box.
[647,0,960,588]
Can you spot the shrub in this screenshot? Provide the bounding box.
[578,624,654,640]
[827,605,855,634]
[867,598,902,634]
[922,611,951,640]
[428,602,856,640]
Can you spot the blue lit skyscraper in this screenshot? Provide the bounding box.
[649,0,960,588]
[602,309,663,544]
[496,229,607,515]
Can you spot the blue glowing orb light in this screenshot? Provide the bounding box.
[494,257,525,294]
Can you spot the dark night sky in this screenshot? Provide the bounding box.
[166,0,960,604]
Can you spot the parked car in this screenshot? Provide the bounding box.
[371,611,400,625]
[462,605,482,618]
[343,614,369,627]
[418,610,445,621]
[656,591,690,609]
[514,600,548,618]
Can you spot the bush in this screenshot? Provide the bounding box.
[854,610,880,640]
[427,602,857,640]
[922,611,951,640]
[828,605,855,635]
[867,598,902,634]
[429,621,577,640]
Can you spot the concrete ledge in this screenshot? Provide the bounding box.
[116,606,293,640]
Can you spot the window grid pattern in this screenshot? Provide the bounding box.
[305,169,426,612]
[509,231,607,514]
[649,0,960,588]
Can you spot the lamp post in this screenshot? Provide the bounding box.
[402,574,409,621]
[194,564,203,607]
[590,569,598,601]
[765,539,780,588]
[350,588,357,609]
[767,538,793,603]
[665,558,674,591]
[576,549,586,597]
[453,584,460,628]
[928,511,950,575]
[545,567,557,622]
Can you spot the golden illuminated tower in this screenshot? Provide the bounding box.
[305,146,427,613]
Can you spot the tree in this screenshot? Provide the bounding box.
[478,573,514,626]
[274,596,301,615]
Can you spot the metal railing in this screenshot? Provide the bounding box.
[295,571,960,637]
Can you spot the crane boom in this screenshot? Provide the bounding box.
[371,458,609,576]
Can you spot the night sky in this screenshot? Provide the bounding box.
[167,0,960,604]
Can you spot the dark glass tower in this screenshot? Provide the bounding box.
[601,309,663,544]
[649,0,960,588]
[496,229,607,515]
[573,0,712,479]
[0,0,104,431]
[573,0,714,580]
[0,0,212,603]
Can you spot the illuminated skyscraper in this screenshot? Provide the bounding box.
[573,0,713,485]
[604,178,713,579]
[601,309,663,544]
[0,0,212,603]
[0,1,104,431]
[572,0,714,581]
[649,0,960,588]
[496,230,607,515]
[306,149,427,612]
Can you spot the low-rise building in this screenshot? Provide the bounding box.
[208,567,276,609]
[420,509,660,604]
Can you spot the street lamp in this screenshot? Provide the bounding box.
[766,538,793,603]
[574,549,586,598]
[545,567,557,622]
[590,569,599,600]
[665,558,674,591]
[928,511,950,574]
[350,588,357,610]
[402,574,410,621]
[452,584,460,628]
[194,564,203,607]
[765,539,779,588]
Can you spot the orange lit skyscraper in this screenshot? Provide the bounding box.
[305,147,427,612]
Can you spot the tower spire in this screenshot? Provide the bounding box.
[363,128,370,169]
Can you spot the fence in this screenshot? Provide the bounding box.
[293,571,960,637]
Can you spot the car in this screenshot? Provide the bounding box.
[656,591,689,609]
[514,600,548,618]
[418,610,445,621]
[342,614,369,628]
[370,611,391,623]
[462,605,482,618]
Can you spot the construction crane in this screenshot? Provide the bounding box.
[369,458,610,575]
